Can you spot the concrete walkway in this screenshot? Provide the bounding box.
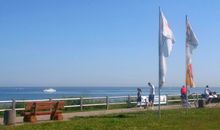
[1,103,219,125]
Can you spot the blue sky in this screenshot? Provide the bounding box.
[0,0,220,87]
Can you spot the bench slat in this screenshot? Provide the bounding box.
[35,106,52,111]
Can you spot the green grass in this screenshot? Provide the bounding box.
[1,108,220,130]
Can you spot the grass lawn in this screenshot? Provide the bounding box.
[1,108,220,130]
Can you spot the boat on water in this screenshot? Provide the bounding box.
[43,88,56,93]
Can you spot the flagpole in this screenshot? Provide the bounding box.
[185,15,189,108]
[185,15,199,108]
[158,7,161,117]
[158,7,175,117]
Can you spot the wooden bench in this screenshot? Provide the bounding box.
[21,101,64,123]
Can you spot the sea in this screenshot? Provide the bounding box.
[0,86,220,101]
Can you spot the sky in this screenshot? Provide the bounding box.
[0,0,220,87]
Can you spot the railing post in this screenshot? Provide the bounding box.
[49,98,52,111]
[127,95,131,108]
[106,96,109,110]
[80,96,83,111]
[166,94,168,105]
[196,93,199,108]
[11,99,16,110]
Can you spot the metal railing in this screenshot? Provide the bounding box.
[0,93,207,112]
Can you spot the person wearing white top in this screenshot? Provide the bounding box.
[148,82,155,107]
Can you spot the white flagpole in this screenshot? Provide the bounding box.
[158,7,162,117]
[157,8,175,115]
[185,15,189,108]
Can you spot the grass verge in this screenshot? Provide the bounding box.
[1,108,220,130]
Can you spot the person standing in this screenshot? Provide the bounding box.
[137,88,142,107]
[180,85,188,107]
[181,85,187,100]
[148,82,155,107]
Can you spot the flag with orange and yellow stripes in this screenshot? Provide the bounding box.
[185,16,198,88]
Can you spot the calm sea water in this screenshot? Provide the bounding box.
[0,86,220,100]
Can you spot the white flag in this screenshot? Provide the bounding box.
[186,16,198,87]
[186,17,198,64]
[159,10,175,87]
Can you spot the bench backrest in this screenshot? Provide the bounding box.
[24,101,65,113]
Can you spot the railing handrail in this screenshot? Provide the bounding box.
[0,95,137,103]
[0,100,12,103]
